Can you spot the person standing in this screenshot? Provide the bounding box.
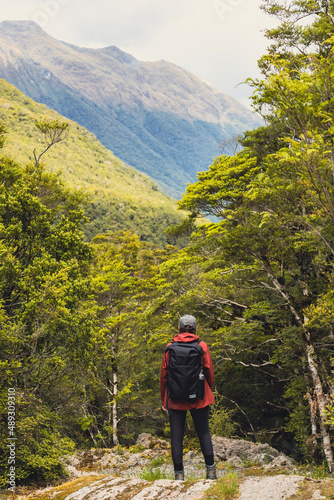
[160,314,216,480]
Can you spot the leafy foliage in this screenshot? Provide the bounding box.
[0,157,93,485]
[0,121,5,148]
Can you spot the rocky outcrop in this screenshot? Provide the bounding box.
[0,20,262,197]
[62,434,294,481]
[136,433,169,450]
[18,435,329,500]
[212,436,295,468]
[61,477,213,500]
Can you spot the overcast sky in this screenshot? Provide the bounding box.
[0,0,278,107]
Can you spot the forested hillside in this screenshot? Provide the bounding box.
[3,0,334,492]
[0,78,185,246]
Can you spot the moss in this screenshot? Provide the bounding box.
[289,478,334,499]
[241,466,291,477]
[26,474,108,500]
[128,444,145,454]
[115,484,148,500]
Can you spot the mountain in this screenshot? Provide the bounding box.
[0,20,262,198]
[0,78,186,245]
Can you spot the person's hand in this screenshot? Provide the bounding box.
[162,405,168,413]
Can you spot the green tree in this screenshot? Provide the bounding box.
[33,119,69,167]
[0,156,95,486]
[173,0,334,470]
[0,122,6,149]
[80,232,173,447]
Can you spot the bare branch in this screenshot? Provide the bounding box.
[34,119,69,167]
[218,392,258,441]
[218,356,280,369]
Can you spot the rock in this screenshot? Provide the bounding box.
[226,456,243,466]
[131,479,183,499]
[183,481,214,498]
[212,436,294,468]
[66,465,97,478]
[311,490,326,499]
[185,450,196,460]
[265,454,294,469]
[65,477,146,500]
[60,476,212,500]
[238,474,303,500]
[136,433,169,450]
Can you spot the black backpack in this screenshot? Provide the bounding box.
[164,340,205,403]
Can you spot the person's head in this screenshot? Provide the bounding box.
[178,314,197,333]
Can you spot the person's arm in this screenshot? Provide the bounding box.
[202,343,214,388]
[160,350,169,411]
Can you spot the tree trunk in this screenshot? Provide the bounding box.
[81,389,98,447]
[305,340,334,472]
[261,257,334,472]
[306,390,319,460]
[113,368,119,446]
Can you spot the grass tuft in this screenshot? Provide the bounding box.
[204,472,240,500]
[139,467,169,481]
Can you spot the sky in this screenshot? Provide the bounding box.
[0,0,278,107]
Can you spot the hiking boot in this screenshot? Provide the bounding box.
[206,463,217,480]
[174,469,184,480]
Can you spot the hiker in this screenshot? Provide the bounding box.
[160,314,216,481]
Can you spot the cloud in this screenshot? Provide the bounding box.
[109,0,274,104]
[57,0,174,48]
[0,0,37,19]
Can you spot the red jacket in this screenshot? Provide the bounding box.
[160,332,215,410]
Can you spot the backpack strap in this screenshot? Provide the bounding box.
[166,341,204,367]
[164,339,204,355]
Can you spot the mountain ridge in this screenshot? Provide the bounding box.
[0,21,244,118]
[0,20,262,197]
[0,77,185,245]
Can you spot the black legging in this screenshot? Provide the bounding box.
[168,406,214,471]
